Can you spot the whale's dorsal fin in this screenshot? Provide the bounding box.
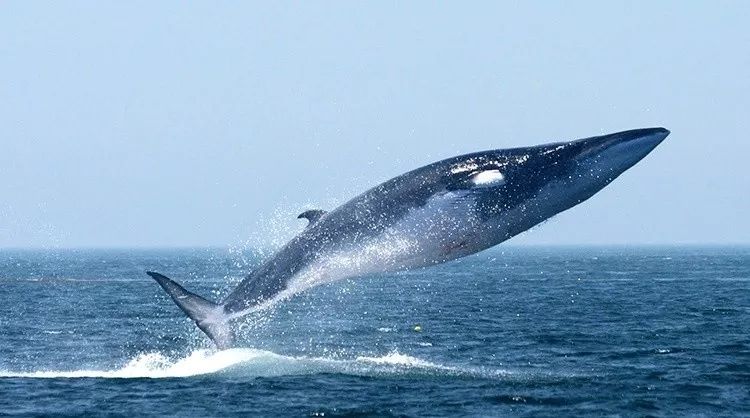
[297,209,327,226]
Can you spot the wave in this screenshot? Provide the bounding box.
[0,349,515,380]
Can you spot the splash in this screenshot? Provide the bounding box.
[356,352,450,370]
[0,349,514,380]
[0,350,266,379]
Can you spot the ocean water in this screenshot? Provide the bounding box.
[0,246,748,416]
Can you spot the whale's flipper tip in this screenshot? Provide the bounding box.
[147,271,234,349]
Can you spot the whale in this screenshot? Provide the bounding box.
[147,127,669,348]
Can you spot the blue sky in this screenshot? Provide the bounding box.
[1,2,748,247]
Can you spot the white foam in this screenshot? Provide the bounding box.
[470,169,506,187]
[0,349,275,379]
[356,351,450,370]
[0,349,511,380]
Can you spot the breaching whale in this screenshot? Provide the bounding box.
[148,127,669,348]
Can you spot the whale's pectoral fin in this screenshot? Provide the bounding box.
[297,209,327,226]
[147,271,234,349]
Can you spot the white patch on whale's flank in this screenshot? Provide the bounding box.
[295,233,418,288]
[303,189,479,289]
[471,170,506,187]
[228,233,420,320]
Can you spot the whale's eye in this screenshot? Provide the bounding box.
[470,169,506,187]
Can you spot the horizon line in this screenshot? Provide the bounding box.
[1,242,749,251]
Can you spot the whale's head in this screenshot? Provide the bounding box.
[446,127,670,240]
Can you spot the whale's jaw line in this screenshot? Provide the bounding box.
[578,127,669,175]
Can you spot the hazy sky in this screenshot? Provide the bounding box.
[1,2,748,248]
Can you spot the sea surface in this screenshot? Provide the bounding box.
[0,246,748,416]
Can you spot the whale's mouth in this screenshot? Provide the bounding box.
[606,127,669,159]
[570,127,670,180]
[582,127,669,165]
[609,127,670,145]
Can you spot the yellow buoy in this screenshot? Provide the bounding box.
[413,325,422,332]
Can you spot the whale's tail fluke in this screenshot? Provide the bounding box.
[146,271,234,349]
